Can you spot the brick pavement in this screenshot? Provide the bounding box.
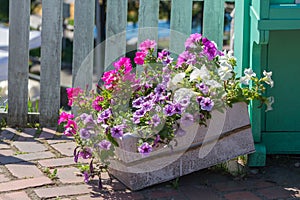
[0,127,300,200]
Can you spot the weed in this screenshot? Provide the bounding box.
[43,167,58,180]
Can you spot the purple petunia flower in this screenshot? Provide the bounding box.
[83,171,89,183]
[180,113,194,127]
[97,108,112,123]
[196,83,209,95]
[154,84,166,94]
[142,101,154,112]
[79,128,91,139]
[151,114,161,127]
[173,103,183,115]
[153,134,161,147]
[110,125,125,138]
[79,147,93,159]
[196,96,204,104]
[134,108,146,118]
[138,142,153,156]
[163,104,175,116]
[98,140,111,150]
[132,97,144,108]
[133,116,141,124]
[179,97,190,108]
[158,49,173,66]
[199,97,214,111]
[202,38,222,61]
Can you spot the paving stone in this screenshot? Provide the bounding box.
[13,141,47,153]
[179,185,221,200]
[0,151,55,164]
[77,192,144,200]
[0,130,15,140]
[224,191,261,200]
[0,149,14,156]
[51,142,76,156]
[0,174,10,182]
[39,131,55,139]
[34,184,89,198]
[38,157,75,168]
[47,138,74,144]
[0,142,10,149]
[257,186,294,199]
[0,176,52,192]
[6,162,44,178]
[0,191,31,200]
[214,180,276,192]
[56,167,83,183]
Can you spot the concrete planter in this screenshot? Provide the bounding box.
[108,102,254,190]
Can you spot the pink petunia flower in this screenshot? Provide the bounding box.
[134,51,147,65]
[58,112,74,125]
[66,87,83,106]
[139,39,157,52]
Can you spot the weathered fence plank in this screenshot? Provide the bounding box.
[104,0,128,71]
[170,0,193,55]
[138,0,159,46]
[203,0,225,49]
[72,0,95,90]
[40,0,63,126]
[7,0,30,127]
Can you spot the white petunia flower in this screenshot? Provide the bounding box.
[240,68,256,85]
[219,50,234,63]
[265,96,274,112]
[205,80,222,88]
[217,62,233,80]
[263,70,274,88]
[172,72,186,85]
[189,65,211,82]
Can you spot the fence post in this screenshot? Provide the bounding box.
[203,0,225,49]
[104,0,128,71]
[170,0,193,55]
[40,0,63,127]
[72,0,95,90]
[7,0,30,127]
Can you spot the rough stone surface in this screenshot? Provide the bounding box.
[38,157,75,168]
[0,191,31,200]
[0,174,10,182]
[56,167,83,183]
[34,185,89,198]
[0,142,10,149]
[0,176,52,192]
[51,142,76,156]
[13,141,47,153]
[109,125,254,190]
[6,162,44,178]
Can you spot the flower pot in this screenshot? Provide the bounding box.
[108,102,254,190]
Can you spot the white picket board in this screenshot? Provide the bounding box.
[72,0,95,90]
[40,0,63,126]
[7,0,30,126]
[104,0,128,71]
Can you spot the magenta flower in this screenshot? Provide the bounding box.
[64,120,77,136]
[138,142,153,156]
[98,140,111,150]
[202,37,222,60]
[185,33,202,49]
[196,83,209,95]
[139,39,157,52]
[58,112,74,125]
[176,51,196,67]
[102,70,118,85]
[92,96,104,111]
[113,57,132,73]
[134,51,147,65]
[66,87,83,106]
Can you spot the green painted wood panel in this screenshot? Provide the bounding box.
[105,0,128,71]
[170,0,193,55]
[40,0,63,126]
[72,0,95,90]
[269,4,300,19]
[270,0,295,4]
[266,30,300,131]
[7,0,30,127]
[262,132,300,153]
[203,0,224,49]
[258,19,300,30]
[138,0,159,46]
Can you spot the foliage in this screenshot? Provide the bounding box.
[42,167,58,180]
[59,33,274,184]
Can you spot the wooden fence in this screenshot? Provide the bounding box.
[0,0,234,127]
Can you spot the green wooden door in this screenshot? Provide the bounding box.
[266,30,300,131]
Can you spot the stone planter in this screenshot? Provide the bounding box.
[108,102,254,190]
